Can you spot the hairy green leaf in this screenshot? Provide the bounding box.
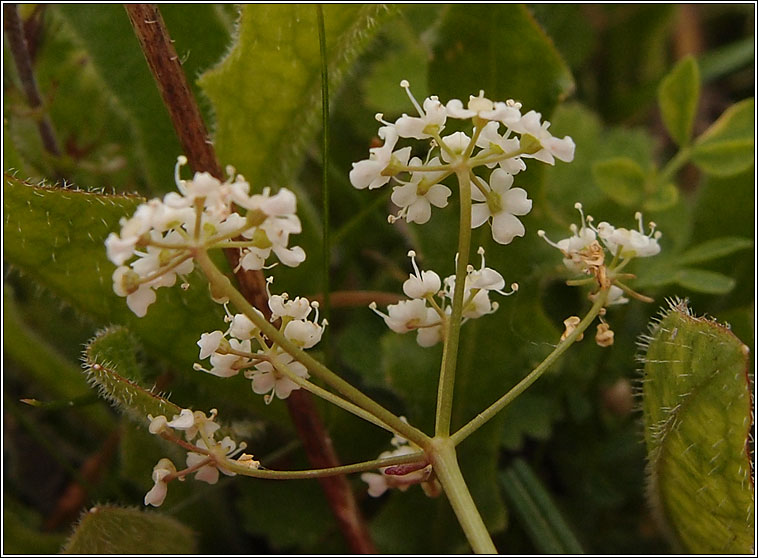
[61,505,196,554]
[692,98,755,177]
[658,56,700,146]
[675,268,736,295]
[641,300,753,553]
[199,4,393,190]
[84,326,181,422]
[3,177,223,370]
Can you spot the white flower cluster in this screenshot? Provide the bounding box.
[144,408,257,507]
[105,156,305,316]
[370,249,516,347]
[350,80,575,244]
[360,430,430,498]
[194,283,326,403]
[539,203,662,305]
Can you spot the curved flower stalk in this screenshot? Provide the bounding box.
[106,156,305,316]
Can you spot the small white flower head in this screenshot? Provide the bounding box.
[268,292,312,322]
[144,458,176,507]
[538,203,598,273]
[446,90,517,122]
[394,80,447,139]
[349,123,412,190]
[229,314,257,341]
[440,131,472,163]
[475,121,526,174]
[508,110,575,164]
[371,298,432,334]
[591,285,629,306]
[197,330,226,359]
[283,318,325,349]
[402,250,442,299]
[471,169,532,245]
[595,212,662,259]
[248,350,310,404]
[390,157,451,224]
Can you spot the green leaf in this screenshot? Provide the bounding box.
[3,287,114,428]
[692,98,755,176]
[61,505,197,554]
[675,236,754,266]
[642,182,679,212]
[592,157,645,206]
[199,4,393,190]
[52,4,232,192]
[500,460,584,554]
[3,177,223,371]
[675,268,736,294]
[428,4,574,115]
[84,326,181,422]
[641,300,753,553]
[657,56,700,146]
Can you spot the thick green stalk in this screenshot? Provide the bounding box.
[451,287,609,446]
[194,249,430,448]
[430,438,498,553]
[435,168,473,437]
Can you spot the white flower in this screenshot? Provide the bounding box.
[538,203,598,273]
[283,319,325,349]
[596,212,661,259]
[440,131,471,163]
[475,121,526,174]
[197,330,225,359]
[206,338,251,378]
[373,298,432,334]
[248,351,309,402]
[269,294,312,321]
[394,80,447,139]
[471,169,532,245]
[390,157,451,224]
[361,439,429,498]
[446,91,519,122]
[508,110,575,164]
[349,124,412,190]
[144,458,175,507]
[402,250,441,299]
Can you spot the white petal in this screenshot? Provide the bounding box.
[502,187,532,216]
[491,213,525,245]
[406,198,432,224]
[426,184,452,208]
[471,203,491,229]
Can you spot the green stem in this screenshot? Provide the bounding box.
[268,356,396,434]
[450,287,609,446]
[430,438,498,553]
[435,168,473,437]
[657,145,692,186]
[221,449,426,479]
[194,249,430,449]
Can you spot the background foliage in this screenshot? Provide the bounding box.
[4,4,754,554]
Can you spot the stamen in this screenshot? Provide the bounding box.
[537,229,561,249]
[400,80,424,116]
[635,211,644,232]
[648,221,657,237]
[174,156,188,194]
[574,202,588,232]
[265,276,274,298]
[407,250,422,279]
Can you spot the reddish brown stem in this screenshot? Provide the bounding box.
[125,5,375,552]
[4,3,61,157]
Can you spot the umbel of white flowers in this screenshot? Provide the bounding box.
[349,80,575,245]
[105,157,306,316]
